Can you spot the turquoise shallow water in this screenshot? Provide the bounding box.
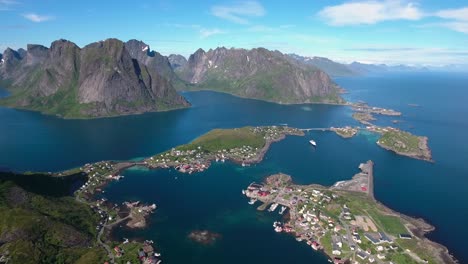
[1,72,468,263]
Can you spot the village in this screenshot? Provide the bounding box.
[68,161,162,264]
[243,161,436,264]
[143,126,304,173]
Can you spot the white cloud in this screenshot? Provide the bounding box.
[438,21,468,34]
[211,1,265,24]
[436,7,468,21]
[0,0,18,11]
[318,0,424,26]
[199,28,225,38]
[22,13,54,22]
[433,7,468,34]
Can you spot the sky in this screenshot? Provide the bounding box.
[1,0,468,66]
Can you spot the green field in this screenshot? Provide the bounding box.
[177,127,266,153]
[340,192,407,236]
[378,130,421,152]
[367,211,408,234]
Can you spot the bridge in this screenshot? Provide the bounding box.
[299,128,333,132]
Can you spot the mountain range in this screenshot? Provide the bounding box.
[174,47,344,104]
[288,53,430,77]
[0,40,345,118]
[3,38,451,119]
[0,39,189,118]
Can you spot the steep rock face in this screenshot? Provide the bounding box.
[0,38,189,118]
[25,44,49,66]
[124,40,184,89]
[178,47,344,104]
[0,48,23,78]
[168,54,187,70]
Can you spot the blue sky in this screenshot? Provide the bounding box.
[1,0,468,65]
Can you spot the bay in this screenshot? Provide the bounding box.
[1,72,467,263]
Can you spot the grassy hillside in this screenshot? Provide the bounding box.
[176,127,267,153]
[0,176,107,263]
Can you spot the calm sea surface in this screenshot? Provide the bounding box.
[1,72,467,263]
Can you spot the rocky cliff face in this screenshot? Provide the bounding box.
[177,47,344,104]
[0,38,189,118]
[168,54,187,70]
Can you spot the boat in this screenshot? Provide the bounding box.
[268,203,279,212]
[279,206,287,215]
[309,139,317,146]
[242,190,245,195]
[248,198,257,205]
[274,225,283,232]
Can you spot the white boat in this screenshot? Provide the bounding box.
[279,206,287,215]
[309,139,317,146]
[274,226,283,232]
[268,203,279,212]
[242,189,245,195]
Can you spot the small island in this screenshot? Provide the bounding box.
[188,230,222,245]
[351,102,402,116]
[351,102,401,125]
[243,161,455,264]
[367,126,433,162]
[331,126,359,138]
[352,112,376,125]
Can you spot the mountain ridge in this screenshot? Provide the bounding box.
[175,47,344,104]
[0,38,190,118]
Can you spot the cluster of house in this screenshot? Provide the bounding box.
[124,201,157,215]
[246,181,345,255]
[138,242,161,264]
[254,126,303,141]
[112,242,161,264]
[147,148,210,174]
[366,125,399,135]
[330,126,359,138]
[76,162,117,195]
[352,103,401,116]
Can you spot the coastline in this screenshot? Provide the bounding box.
[28,125,438,262]
[244,162,457,264]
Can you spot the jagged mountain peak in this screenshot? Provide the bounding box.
[0,38,189,118]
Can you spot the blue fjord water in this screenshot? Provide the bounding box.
[0,72,467,263]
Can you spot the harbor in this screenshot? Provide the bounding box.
[242,161,455,264]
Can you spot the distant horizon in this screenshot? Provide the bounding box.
[1,0,467,67]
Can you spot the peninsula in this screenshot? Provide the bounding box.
[243,161,456,264]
